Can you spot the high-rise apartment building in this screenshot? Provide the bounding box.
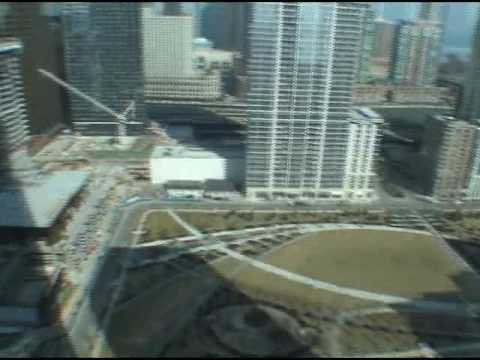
[143,10,194,79]
[460,7,480,122]
[372,18,395,60]
[246,3,380,201]
[0,39,35,183]
[369,18,396,81]
[418,2,448,56]
[419,115,479,202]
[390,18,442,86]
[2,3,66,134]
[62,3,145,135]
[142,5,221,101]
[0,39,88,228]
[356,5,375,83]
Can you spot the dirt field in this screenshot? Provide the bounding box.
[141,211,189,243]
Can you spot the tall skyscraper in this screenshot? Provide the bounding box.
[372,18,395,60]
[0,38,88,228]
[0,39,36,183]
[2,3,66,134]
[142,5,221,101]
[246,3,380,201]
[62,3,145,135]
[418,2,448,56]
[460,7,480,122]
[143,9,194,79]
[390,19,442,86]
[356,5,376,83]
[420,115,479,202]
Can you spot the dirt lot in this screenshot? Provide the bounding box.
[141,211,189,243]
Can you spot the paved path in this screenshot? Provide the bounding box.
[219,247,477,312]
[219,247,412,303]
[167,209,203,237]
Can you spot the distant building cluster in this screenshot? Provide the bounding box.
[359,3,443,85]
[4,2,480,205]
[352,84,454,105]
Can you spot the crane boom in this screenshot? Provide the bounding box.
[38,68,126,122]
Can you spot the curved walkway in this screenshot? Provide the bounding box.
[220,247,470,311]
[219,224,478,313]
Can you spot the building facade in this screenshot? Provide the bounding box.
[344,108,383,201]
[142,6,222,101]
[390,19,442,86]
[142,10,194,79]
[0,39,33,183]
[144,73,221,101]
[420,115,479,202]
[246,3,373,201]
[0,39,89,228]
[372,18,396,60]
[460,6,480,122]
[369,18,395,80]
[356,5,375,83]
[62,3,145,135]
[2,3,67,134]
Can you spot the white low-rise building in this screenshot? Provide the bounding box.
[150,144,245,186]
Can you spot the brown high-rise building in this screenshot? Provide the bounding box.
[2,3,67,134]
[419,115,479,201]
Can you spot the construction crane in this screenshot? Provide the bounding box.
[38,68,135,141]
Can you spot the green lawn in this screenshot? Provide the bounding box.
[141,211,190,243]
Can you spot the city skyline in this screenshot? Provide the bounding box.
[2,3,480,359]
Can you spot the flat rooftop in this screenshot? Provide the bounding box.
[151,144,244,160]
[0,170,89,228]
